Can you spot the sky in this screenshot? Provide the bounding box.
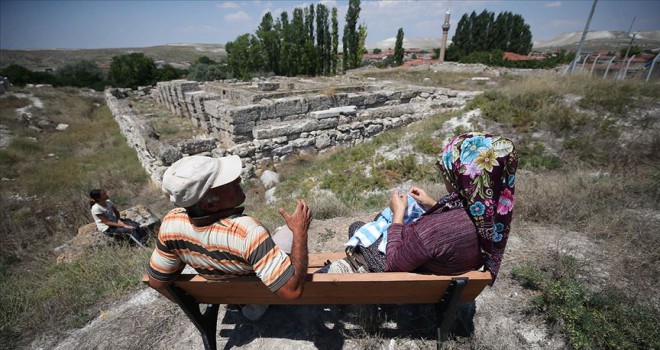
[1,0,659,50]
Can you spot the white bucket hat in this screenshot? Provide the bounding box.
[162,155,242,207]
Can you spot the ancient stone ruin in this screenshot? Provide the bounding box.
[104,76,480,183]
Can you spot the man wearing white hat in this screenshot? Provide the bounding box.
[146,155,312,320]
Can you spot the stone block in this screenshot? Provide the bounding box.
[228,104,263,123]
[363,92,388,107]
[305,94,334,112]
[315,133,332,149]
[333,93,349,106]
[178,138,216,155]
[273,144,293,156]
[310,109,340,119]
[346,93,365,107]
[364,124,384,136]
[266,97,306,119]
[258,82,279,91]
[253,118,338,139]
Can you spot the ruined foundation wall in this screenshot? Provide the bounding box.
[109,78,479,183]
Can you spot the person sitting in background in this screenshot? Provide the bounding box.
[326,132,518,283]
[89,188,146,248]
[146,155,312,321]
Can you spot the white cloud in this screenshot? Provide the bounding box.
[545,1,561,8]
[216,2,239,10]
[225,11,251,22]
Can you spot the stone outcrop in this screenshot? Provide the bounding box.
[105,76,480,184]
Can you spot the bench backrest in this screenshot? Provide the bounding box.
[142,252,491,305]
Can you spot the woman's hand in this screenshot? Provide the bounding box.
[408,186,436,210]
[389,189,407,224]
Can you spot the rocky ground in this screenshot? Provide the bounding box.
[29,215,593,350]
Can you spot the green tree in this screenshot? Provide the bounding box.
[316,4,330,75]
[373,48,382,54]
[331,7,339,74]
[357,23,368,65]
[621,45,642,58]
[279,12,292,76]
[56,60,105,90]
[156,64,183,82]
[226,34,256,80]
[431,48,440,59]
[108,53,156,89]
[394,28,405,66]
[0,64,59,86]
[291,8,306,76]
[343,0,361,70]
[447,9,533,61]
[257,12,280,74]
[196,56,216,65]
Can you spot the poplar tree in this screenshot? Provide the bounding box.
[331,7,339,74]
[394,27,405,66]
[316,4,331,75]
[447,9,533,61]
[358,24,368,65]
[343,0,361,70]
[279,12,292,76]
[257,12,280,74]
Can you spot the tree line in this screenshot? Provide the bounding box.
[446,10,533,62]
[225,0,364,79]
[0,53,187,90]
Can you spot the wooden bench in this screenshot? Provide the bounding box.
[142,252,492,350]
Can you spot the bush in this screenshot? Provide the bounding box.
[108,53,157,89]
[0,64,60,86]
[156,64,185,82]
[187,62,229,81]
[56,60,105,90]
[512,255,660,350]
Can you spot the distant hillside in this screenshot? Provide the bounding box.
[533,30,660,51]
[0,43,226,72]
[367,37,443,51]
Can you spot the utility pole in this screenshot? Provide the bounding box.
[623,16,637,60]
[569,0,598,74]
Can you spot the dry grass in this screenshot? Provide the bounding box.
[0,87,169,348]
[353,68,502,91]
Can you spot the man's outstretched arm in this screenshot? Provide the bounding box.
[273,199,312,300]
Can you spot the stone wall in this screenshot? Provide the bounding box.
[106,77,479,184]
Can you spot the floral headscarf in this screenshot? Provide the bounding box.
[439,132,518,281]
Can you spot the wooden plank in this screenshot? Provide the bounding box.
[140,252,492,305]
[308,252,344,267]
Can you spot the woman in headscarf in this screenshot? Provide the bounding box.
[326,132,517,283]
[386,132,517,282]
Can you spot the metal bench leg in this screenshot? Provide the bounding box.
[166,285,220,350]
[436,278,467,349]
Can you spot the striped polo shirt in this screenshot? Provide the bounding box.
[147,208,294,292]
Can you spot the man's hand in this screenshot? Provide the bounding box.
[274,199,312,300]
[279,199,312,236]
[408,186,436,210]
[389,189,407,224]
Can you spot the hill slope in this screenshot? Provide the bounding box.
[0,43,226,71]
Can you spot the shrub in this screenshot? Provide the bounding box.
[108,53,157,89]
[56,60,105,90]
[512,255,660,350]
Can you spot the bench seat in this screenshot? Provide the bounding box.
[142,252,492,350]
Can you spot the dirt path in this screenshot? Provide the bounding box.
[29,215,616,349]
